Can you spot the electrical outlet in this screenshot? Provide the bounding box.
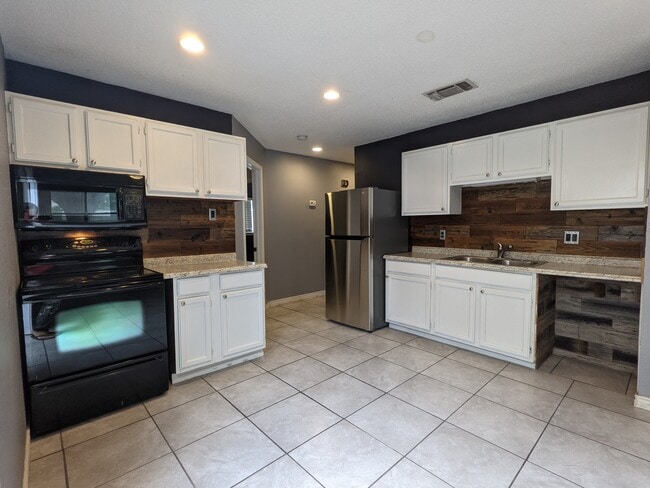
[208,208,217,221]
[309,200,317,208]
[439,229,446,241]
[564,230,580,244]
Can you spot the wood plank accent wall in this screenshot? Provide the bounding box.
[410,179,647,258]
[141,197,235,258]
[555,278,641,371]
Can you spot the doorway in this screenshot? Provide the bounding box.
[236,158,264,263]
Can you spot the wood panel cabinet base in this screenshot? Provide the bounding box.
[388,323,537,369]
[171,350,263,384]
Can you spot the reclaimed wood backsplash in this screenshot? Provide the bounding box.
[410,179,647,258]
[141,197,235,258]
[555,277,640,371]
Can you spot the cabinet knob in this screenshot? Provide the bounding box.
[554,202,559,207]
[207,190,212,194]
[195,189,200,193]
[486,173,490,177]
[498,172,502,176]
[71,158,78,164]
[440,207,445,211]
[223,294,228,299]
[90,159,96,165]
[480,289,485,294]
[469,286,473,291]
[180,301,186,306]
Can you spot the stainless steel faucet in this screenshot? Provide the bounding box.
[495,241,512,259]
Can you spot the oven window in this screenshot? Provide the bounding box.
[22,283,166,383]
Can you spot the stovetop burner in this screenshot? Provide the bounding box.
[18,236,162,294]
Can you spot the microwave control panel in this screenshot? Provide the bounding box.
[123,188,145,220]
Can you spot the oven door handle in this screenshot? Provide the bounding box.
[22,280,164,301]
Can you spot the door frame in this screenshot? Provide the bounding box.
[235,158,265,263]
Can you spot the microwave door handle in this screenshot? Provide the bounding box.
[117,189,125,221]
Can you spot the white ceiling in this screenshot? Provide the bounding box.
[0,1,649,164]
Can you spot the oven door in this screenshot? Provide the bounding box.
[20,279,166,385]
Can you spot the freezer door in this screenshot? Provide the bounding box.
[325,236,372,330]
[326,188,372,237]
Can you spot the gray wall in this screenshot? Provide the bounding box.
[638,220,650,397]
[232,117,266,166]
[0,37,26,488]
[264,150,354,301]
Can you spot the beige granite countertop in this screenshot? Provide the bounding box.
[144,253,267,279]
[385,246,642,283]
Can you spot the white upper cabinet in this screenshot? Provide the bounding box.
[8,94,84,167]
[145,120,202,197]
[85,110,145,174]
[402,145,461,215]
[551,104,649,210]
[496,124,551,180]
[7,92,247,201]
[449,127,551,186]
[203,132,247,200]
[146,120,247,200]
[449,135,493,185]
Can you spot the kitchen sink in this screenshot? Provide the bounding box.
[443,256,545,267]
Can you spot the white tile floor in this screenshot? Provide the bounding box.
[29,295,650,488]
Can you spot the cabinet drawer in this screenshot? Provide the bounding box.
[176,276,211,297]
[435,265,533,290]
[386,260,431,277]
[220,270,264,290]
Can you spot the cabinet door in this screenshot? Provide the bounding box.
[477,286,531,360]
[551,105,649,210]
[433,279,475,344]
[177,295,213,371]
[86,110,145,173]
[146,121,201,197]
[385,274,431,331]
[203,132,247,200]
[9,95,82,167]
[496,125,550,180]
[402,145,460,215]
[449,136,493,185]
[221,286,265,358]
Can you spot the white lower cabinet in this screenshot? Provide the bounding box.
[177,294,213,370]
[435,265,535,363]
[478,285,531,359]
[220,284,265,358]
[386,259,537,366]
[172,268,265,382]
[433,278,475,344]
[385,260,432,332]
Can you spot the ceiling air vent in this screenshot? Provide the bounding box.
[424,79,478,101]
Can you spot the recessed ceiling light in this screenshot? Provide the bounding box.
[415,30,435,43]
[312,146,323,153]
[297,135,308,141]
[323,89,340,101]
[180,35,205,53]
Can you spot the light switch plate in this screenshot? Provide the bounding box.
[564,230,580,244]
[208,208,217,221]
[439,229,446,241]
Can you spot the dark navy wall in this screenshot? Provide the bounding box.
[355,71,650,190]
[5,60,232,134]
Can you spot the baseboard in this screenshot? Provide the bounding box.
[266,290,324,308]
[23,426,30,488]
[634,394,650,411]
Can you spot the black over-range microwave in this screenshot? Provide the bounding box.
[10,165,147,230]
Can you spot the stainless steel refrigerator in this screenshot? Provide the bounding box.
[325,187,408,331]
